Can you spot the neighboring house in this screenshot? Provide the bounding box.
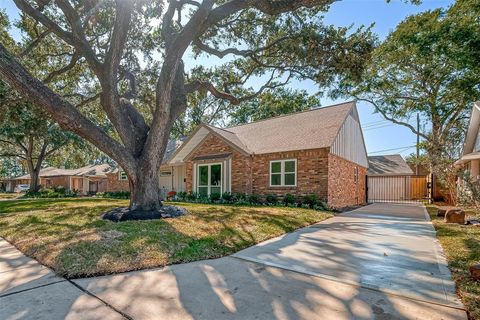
[12,164,111,194]
[456,101,480,185]
[106,138,187,198]
[367,154,414,176]
[165,101,368,208]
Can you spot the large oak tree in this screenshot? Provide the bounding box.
[333,0,480,203]
[0,0,374,211]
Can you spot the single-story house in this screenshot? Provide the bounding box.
[11,164,111,194]
[106,138,187,199]
[456,101,480,185]
[152,101,368,208]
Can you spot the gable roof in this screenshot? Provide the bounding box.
[14,164,113,180]
[367,154,414,176]
[170,101,356,163]
[220,101,354,154]
[163,137,186,162]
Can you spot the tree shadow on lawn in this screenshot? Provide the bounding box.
[51,206,329,279]
[0,198,124,214]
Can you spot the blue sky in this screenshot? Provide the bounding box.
[1,0,454,157]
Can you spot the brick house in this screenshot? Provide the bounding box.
[11,164,111,194]
[167,101,369,208]
[105,138,187,198]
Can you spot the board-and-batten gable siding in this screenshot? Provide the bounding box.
[330,113,368,168]
[474,128,480,152]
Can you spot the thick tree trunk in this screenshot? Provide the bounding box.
[129,165,162,211]
[29,169,41,192]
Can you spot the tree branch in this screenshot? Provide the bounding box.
[20,29,51,57]
[185,80,240,104]
[43,52,79,83]
[0,42,137,173]
[359,97,430,140]
[193,36,290,58]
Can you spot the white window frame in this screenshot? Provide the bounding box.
[269,159,297,187]
[160,169,172,177]
[118,171,128,181]
[197,162,223,196]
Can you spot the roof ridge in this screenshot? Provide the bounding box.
[206,124,236,134]
[369,154,403,158]
[224,100,355,130]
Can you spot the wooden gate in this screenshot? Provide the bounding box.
[367,175,430,203]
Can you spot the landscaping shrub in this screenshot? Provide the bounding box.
[221,192,234,202]
[177,191,187,201]
[303,194,318,208]
[234,193,247,201]
[24,187,77,198]
[210,192,221,201]
[283,193,296,205]
[265,194,278,204]
[102,191,130,199]
[248,193,260,204]
[186,192,197,201]
[316,201,330,211]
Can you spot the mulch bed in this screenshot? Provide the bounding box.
[102,206,188,222]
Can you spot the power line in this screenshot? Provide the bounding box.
[362,119,389,126]
[368,145,416,155]
[363,124,395,131]
[362,121,390,128]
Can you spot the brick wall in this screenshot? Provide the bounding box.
[41,176,70,189]
[327,153,367,208]
[106,172,129,192]
[251,149,329,201]
[183,133,367,208]
[185,134,252,194]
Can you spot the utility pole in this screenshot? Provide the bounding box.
[416,113,420,175]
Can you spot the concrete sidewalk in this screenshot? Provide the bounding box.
[0,239,124,320]
[1,203,468,320]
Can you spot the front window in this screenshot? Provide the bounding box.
[119,171,128,180]
[160,170,172,177]
[270,159,296,187]
[197,163,222,196]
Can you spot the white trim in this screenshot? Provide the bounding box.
[228,157,232,193]
[118,171,128,181]
[196,162,223,196]
[269,159,297,187]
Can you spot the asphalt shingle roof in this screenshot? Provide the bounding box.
[14,164,113,180]
[367,154,414,176]
[207,101,354,155]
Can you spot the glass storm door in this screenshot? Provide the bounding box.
[197,163,222,196]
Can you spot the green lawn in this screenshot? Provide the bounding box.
[0,192,20,200]
[0,198,332,278]
[427,206,480,320]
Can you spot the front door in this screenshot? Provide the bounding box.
[197,163,222,197]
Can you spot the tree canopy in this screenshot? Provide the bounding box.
[333,0,480,201]
[0,0,375,210]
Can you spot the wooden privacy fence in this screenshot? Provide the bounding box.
[367,175,430,203]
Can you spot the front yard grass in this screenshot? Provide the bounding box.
[0,192,20,200]
[427,206,480,320]
[0,198,332,278]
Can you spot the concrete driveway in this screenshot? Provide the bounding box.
[1,203,467,319]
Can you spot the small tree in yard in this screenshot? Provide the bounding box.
[334,0,480,203]
[0,95,76,192]
[0,0,375,212]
